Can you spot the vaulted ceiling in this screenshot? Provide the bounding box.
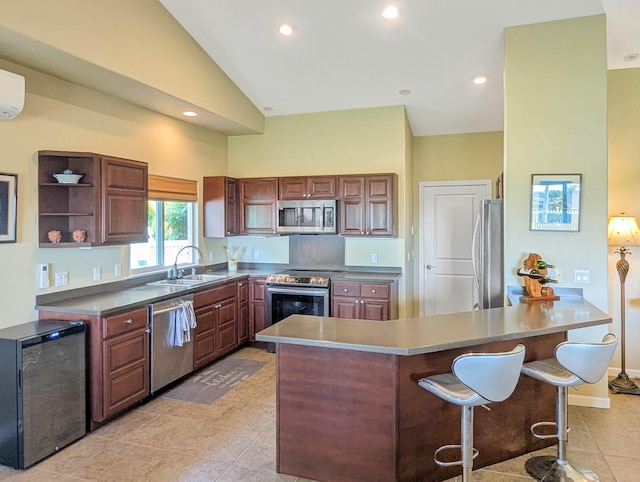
[159,0,640,136]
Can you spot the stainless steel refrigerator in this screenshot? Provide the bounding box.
[472,199,504,309]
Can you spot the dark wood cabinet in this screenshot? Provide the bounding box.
[338,174,397,237]
[237,279,249,344]
[331,280,398,321]
[193,281,238,369]
[238,178,278,235]
[249,277,268,340]
[203,176,238,237]
[100,155,148,244]
[37,306,150,430]
[38,151,148,247]
[101,308,150,421]
[279,176,337,200]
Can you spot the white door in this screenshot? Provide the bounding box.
[419,180,491,316]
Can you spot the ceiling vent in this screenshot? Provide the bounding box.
[0,69,25,120]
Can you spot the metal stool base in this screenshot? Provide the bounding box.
[525,455,599,482]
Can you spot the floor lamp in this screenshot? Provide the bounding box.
[607,214,640,395]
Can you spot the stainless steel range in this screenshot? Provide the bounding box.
[266,270,336,351]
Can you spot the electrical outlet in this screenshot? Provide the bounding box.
[114,263,122,277]
[93,266,102,281]
[254,250,260,260]
[208,251,214,261]
[55,271,69,287]
[574,270,590,283]
[555,268,563,283]
[371,253,378,263]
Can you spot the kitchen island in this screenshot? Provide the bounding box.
[256,299,611,482]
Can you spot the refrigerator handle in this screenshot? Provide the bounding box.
[471,211,481,293]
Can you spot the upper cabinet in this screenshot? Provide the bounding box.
[279,176,337,200]
[338,174,397,237]
[203,176,238,237]
[238,177,278,235]
[38,151,148,247]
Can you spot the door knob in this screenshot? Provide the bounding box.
[426,264,437,269]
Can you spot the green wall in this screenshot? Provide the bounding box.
[504,15,609,404]
[608,67,640,375]
[0,59,231,327]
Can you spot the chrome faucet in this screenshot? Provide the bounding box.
[168,245,203,279]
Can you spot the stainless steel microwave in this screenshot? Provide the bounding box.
[277,199,337,234]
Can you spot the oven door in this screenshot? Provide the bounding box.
[266,285,329,328]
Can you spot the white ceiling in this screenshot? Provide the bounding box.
[159,0,640,137]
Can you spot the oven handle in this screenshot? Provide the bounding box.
[266,285,329,297]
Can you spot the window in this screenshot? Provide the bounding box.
[130,174,199,272]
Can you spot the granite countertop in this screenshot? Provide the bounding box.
[35,270,258,316]
[35,268,401,317]
[256,298,612,356]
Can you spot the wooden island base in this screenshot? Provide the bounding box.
[276,333,562,482]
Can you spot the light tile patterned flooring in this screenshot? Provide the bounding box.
[1,346,640,481]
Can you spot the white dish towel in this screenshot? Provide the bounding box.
[169,300,197,347]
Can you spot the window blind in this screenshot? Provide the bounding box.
[148,174,197,201]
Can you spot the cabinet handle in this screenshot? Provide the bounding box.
[238,282,244,286]
[371,289,376,294]
[343,288,348,292]
[125,319,133,324]
[145,329,151,333]
[215,304,222,309]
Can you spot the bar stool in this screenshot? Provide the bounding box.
[418,344,526,482]
[521,333,618,482]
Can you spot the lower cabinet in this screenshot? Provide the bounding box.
[237,279,249,344]
[193,281,238,370]
[331,281,398,321]
[102,310,149,421]
[249,277,268,340]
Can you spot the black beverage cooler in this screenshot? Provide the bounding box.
[0,320,87,469]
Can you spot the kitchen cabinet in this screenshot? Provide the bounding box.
[99,155,148,244]
[249,277,268,340]
[237,278,250,344]
[338,174,397,237]
[278,176,337,200]
[193,281,238,370]
[238,177,278,235]
[37,306,150,430]
[203,176,238,237]
[331,280,398,321]
[38,150,148,247]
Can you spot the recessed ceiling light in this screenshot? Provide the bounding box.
[471,74,489,85]
[623,53,640,62]
[182,111,198,117]
[398,89,411,95]
[382,6,399,19]
[279,23,296,36]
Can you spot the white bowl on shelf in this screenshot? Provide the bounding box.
[53,173,84,184]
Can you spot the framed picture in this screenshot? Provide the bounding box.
[530,173,581,232]
[0,173,17,243]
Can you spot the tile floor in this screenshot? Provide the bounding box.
[1,346,639,481]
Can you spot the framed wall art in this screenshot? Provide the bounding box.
[530,173,581,232]
[0,173,17,243]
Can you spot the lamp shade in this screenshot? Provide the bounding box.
[607,215,640,247]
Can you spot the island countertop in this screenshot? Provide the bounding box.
[256,298,611,355]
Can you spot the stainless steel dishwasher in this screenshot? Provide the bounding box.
[149,294,195,394]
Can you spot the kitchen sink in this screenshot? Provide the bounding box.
[146,278,205,287]
[146,273,231,287]
[183,273,231,281]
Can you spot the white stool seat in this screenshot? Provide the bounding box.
[521,333,617,482]
[418,344,525,482]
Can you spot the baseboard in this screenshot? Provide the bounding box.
[608,367,640,379]
[568,393,611,409]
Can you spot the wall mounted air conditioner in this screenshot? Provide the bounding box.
[0,69,25,120]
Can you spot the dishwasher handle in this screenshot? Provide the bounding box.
[150,295,194,317]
